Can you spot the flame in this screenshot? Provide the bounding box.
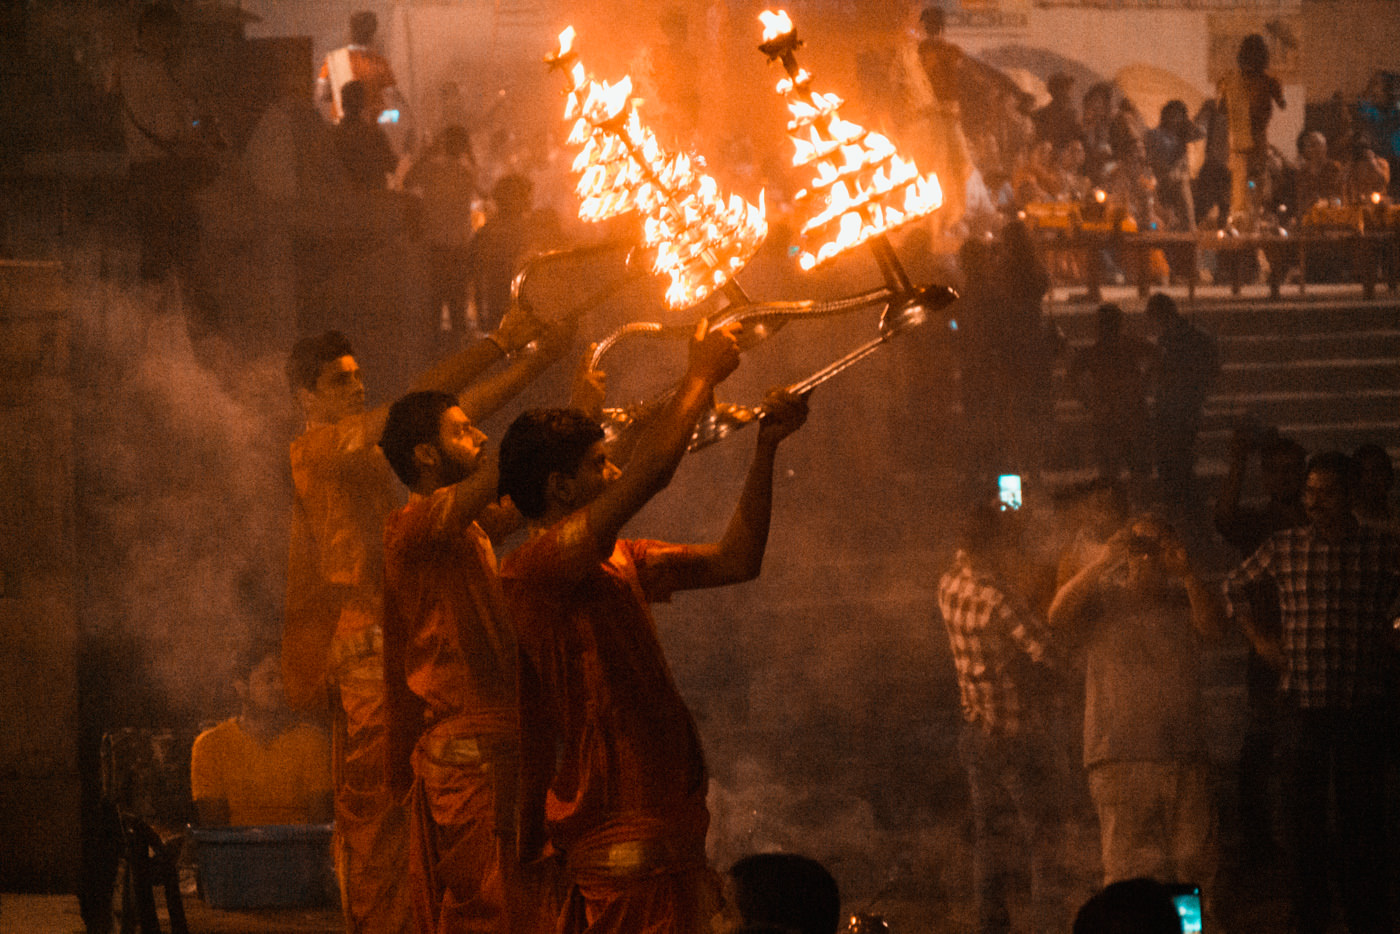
[550,28,766,309]
[759,10,793,41]
[760,9,941,268]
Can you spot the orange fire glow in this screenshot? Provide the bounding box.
[759,10,941,270]
[548,28,766,309]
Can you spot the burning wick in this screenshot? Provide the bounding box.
[549,26,765,309]
[758,9,941,271]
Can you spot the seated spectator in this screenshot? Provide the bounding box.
[1344,138,1391,203]
[1355,70,1399,197]
[1073,878,1182,934]
[1291,130,1344,218]
[1053,137,1091,202]
[1082,82,1116,182]
[1012,138,1060,205]
[191,647,333,826]
[1105,134,1163,231]
[716,854,840,934]
[332,79,398,190]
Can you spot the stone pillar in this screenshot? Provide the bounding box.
[0,261,79,889]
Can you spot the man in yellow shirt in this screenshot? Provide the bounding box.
[191,648,333,826]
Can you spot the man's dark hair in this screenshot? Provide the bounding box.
[1260,434,1307,466]
[138,3,181,36]
[497,408,604,519]
[1353,443,1395,487]
[1237,33,1270,73]
[349,10,378,44]
[920,6,946,35]
[440,125,472,160]
[1073,878,1180,934]
[340,79,367,119]
[379,391,459,488]
[491,173,534,215]
[233,639,281,682]
[1307,450,1359,492]
[1145,292,1179,323]
[727,853,840,934]
[286,330,354,392]
[1095,302,1124,339]
[1159,99,1188,125]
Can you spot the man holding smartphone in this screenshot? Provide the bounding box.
[1049,515,1225,897]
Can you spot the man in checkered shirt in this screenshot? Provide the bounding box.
[938,499,1067,934]
[1224,450,1400,934]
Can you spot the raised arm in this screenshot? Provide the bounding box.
[456,317,576,423]
[1048,533,1122,628]
[650,388,809,592]
[582,320,740,557]
[1158,529,1227,641]
[360,306,542,442]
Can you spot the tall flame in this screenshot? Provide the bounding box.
[758,10,941,270]
[548,28,767,310]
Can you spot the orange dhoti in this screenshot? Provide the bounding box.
[559,808,718,934]
[332,625,412,934]
[408,727,557,934]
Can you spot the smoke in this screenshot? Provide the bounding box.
[70,272,295,721]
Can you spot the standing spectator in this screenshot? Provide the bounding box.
[1217,34,1285,228]
[403,125,481,345]
[1145,294,1219,510]
[1213,428,1307,868]
[1049,515,1225,893]
[1144,101,1204,231]
[317,10,405,129]
[332,79,398,190]
[1069,304,1157,485]
[938,497,1069,934]
[1224,451,1400,934]
[1352,443,1395,529]
[1033,73,1084,148]
[1192,98,1232,228]
[116,3,219,284]
[464,174,553,335]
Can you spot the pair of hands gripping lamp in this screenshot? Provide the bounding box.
[544,11,959,452]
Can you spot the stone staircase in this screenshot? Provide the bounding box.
[1045,290,1400,483]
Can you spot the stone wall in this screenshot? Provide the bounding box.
[0,261,79,890]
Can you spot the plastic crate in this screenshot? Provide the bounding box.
[189,823,336,910]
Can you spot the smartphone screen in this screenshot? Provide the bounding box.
[997,474,1022,511]
[1167,884,1202,934]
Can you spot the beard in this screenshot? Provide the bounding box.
[436,443,481,487]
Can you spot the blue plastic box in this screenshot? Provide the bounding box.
[189,823,336,910]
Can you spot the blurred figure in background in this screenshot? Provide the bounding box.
[404,125,481,347]
[1217,34,1285,228]
[318,10,403,128]
[1069,304,1156,486]
[716,854,840,934]
[939,495,1071,934]
[332,79,398,191]
[1146,294,1219,511]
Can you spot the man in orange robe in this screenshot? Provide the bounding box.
[497,322,808,934]
[284,311,564,933]
[379,389,551,934]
